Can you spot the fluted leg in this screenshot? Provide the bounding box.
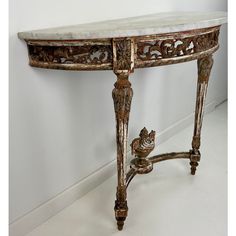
[112,73,133,230]
[190,55,213,175]
[112,38,134,230]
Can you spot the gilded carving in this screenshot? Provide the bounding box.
[131,127,156,158]
[26,27,219,71]
[112,76,133,121]
[116,39,131,70]
[137,30,219,61]
[28,44,112,65]
[190,55,213,175]
[112,90,133,120]
[112,38,134,73]
[130,127,156,174]
[112,38,134,230]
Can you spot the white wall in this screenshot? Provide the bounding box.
[9,0,227,223]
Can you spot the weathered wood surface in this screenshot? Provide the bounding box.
[24,27,219,71]
[19,21,222,231]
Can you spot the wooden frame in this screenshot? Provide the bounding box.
[22,25,220,230]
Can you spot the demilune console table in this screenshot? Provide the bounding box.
[18,11,227,230]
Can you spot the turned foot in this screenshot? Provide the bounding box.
[116,217,126,230]
[190,161,199,175]
[114,200,128,231]
[189,150,200,175]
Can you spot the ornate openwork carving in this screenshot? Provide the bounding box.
[25,27,220,71]
[27,43,112,69]
[136,27,219,66]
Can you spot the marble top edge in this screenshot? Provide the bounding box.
[18,11,227,40]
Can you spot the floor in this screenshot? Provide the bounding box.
[26,102,227,236]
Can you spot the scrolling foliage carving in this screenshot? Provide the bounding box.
[28,44,112,65]
[26,27,220,71]
[137,29,219,61]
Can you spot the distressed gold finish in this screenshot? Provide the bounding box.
[135,27,219,68]
[130,127,156,174]
[22,26,221,230]
[112,38,134,230]
[131,127,156,157]
[149,151,191,163]
[25,26,219,71]
[112,38,135,73]
[190,55,213,175]
[27,40,112,70]
[197,55,214,82]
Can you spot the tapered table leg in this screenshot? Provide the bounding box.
[190,55,213,175]
[112,38,134,230]
[112,73,133,230]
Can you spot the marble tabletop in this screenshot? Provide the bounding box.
[18,11,227,40]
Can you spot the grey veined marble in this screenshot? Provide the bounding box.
[18,11,227,40]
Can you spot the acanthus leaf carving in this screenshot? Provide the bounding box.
[28,44,112,65]
[137,29,219,61]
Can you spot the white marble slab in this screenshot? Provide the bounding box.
[18,11,227,40]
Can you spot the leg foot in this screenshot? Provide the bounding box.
[116,217,125,230]
[190,161,199,175]
[190,151,200,175]
[114,197,128,231]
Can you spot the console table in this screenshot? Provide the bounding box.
[18,11,227,231]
